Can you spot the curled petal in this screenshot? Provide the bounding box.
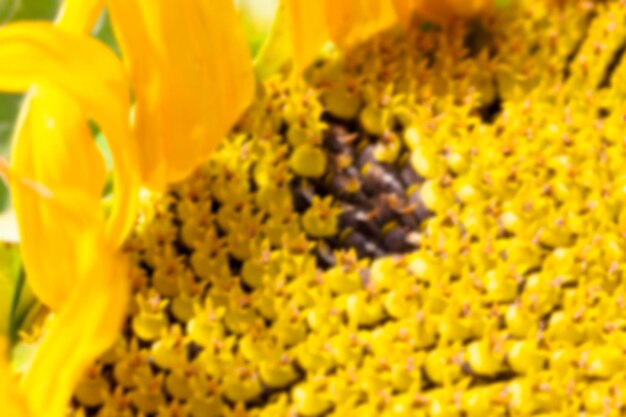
[0,161,128,417]
[8,87,105,308]
[0,21,139,247]
[13,89,107,207]
[0,159,128,417]
[21,228,128,417]
[108,0,255,190]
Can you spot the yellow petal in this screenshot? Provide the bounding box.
[255,0,328,78]
[391,0,419,28]
[108,0,255,190]
[254,1,295,79]
[287,0,329,74]
[393,0,492,24]
[0,21,139,247]
[443,0,492,17]
[325,0,398,48]
[14,89,107,207]
[56,0,106,33]
[21,229,128,417]
[392,0,452,24]
[0,161,128,417]
[8,87,105,308]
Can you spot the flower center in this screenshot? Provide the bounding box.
[67,2,626,416]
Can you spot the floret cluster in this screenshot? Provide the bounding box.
[54,1,626,415]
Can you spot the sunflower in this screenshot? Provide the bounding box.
[7,0,626,416]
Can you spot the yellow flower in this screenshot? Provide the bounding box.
[6,0,603,416]
[0,1,254,416]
